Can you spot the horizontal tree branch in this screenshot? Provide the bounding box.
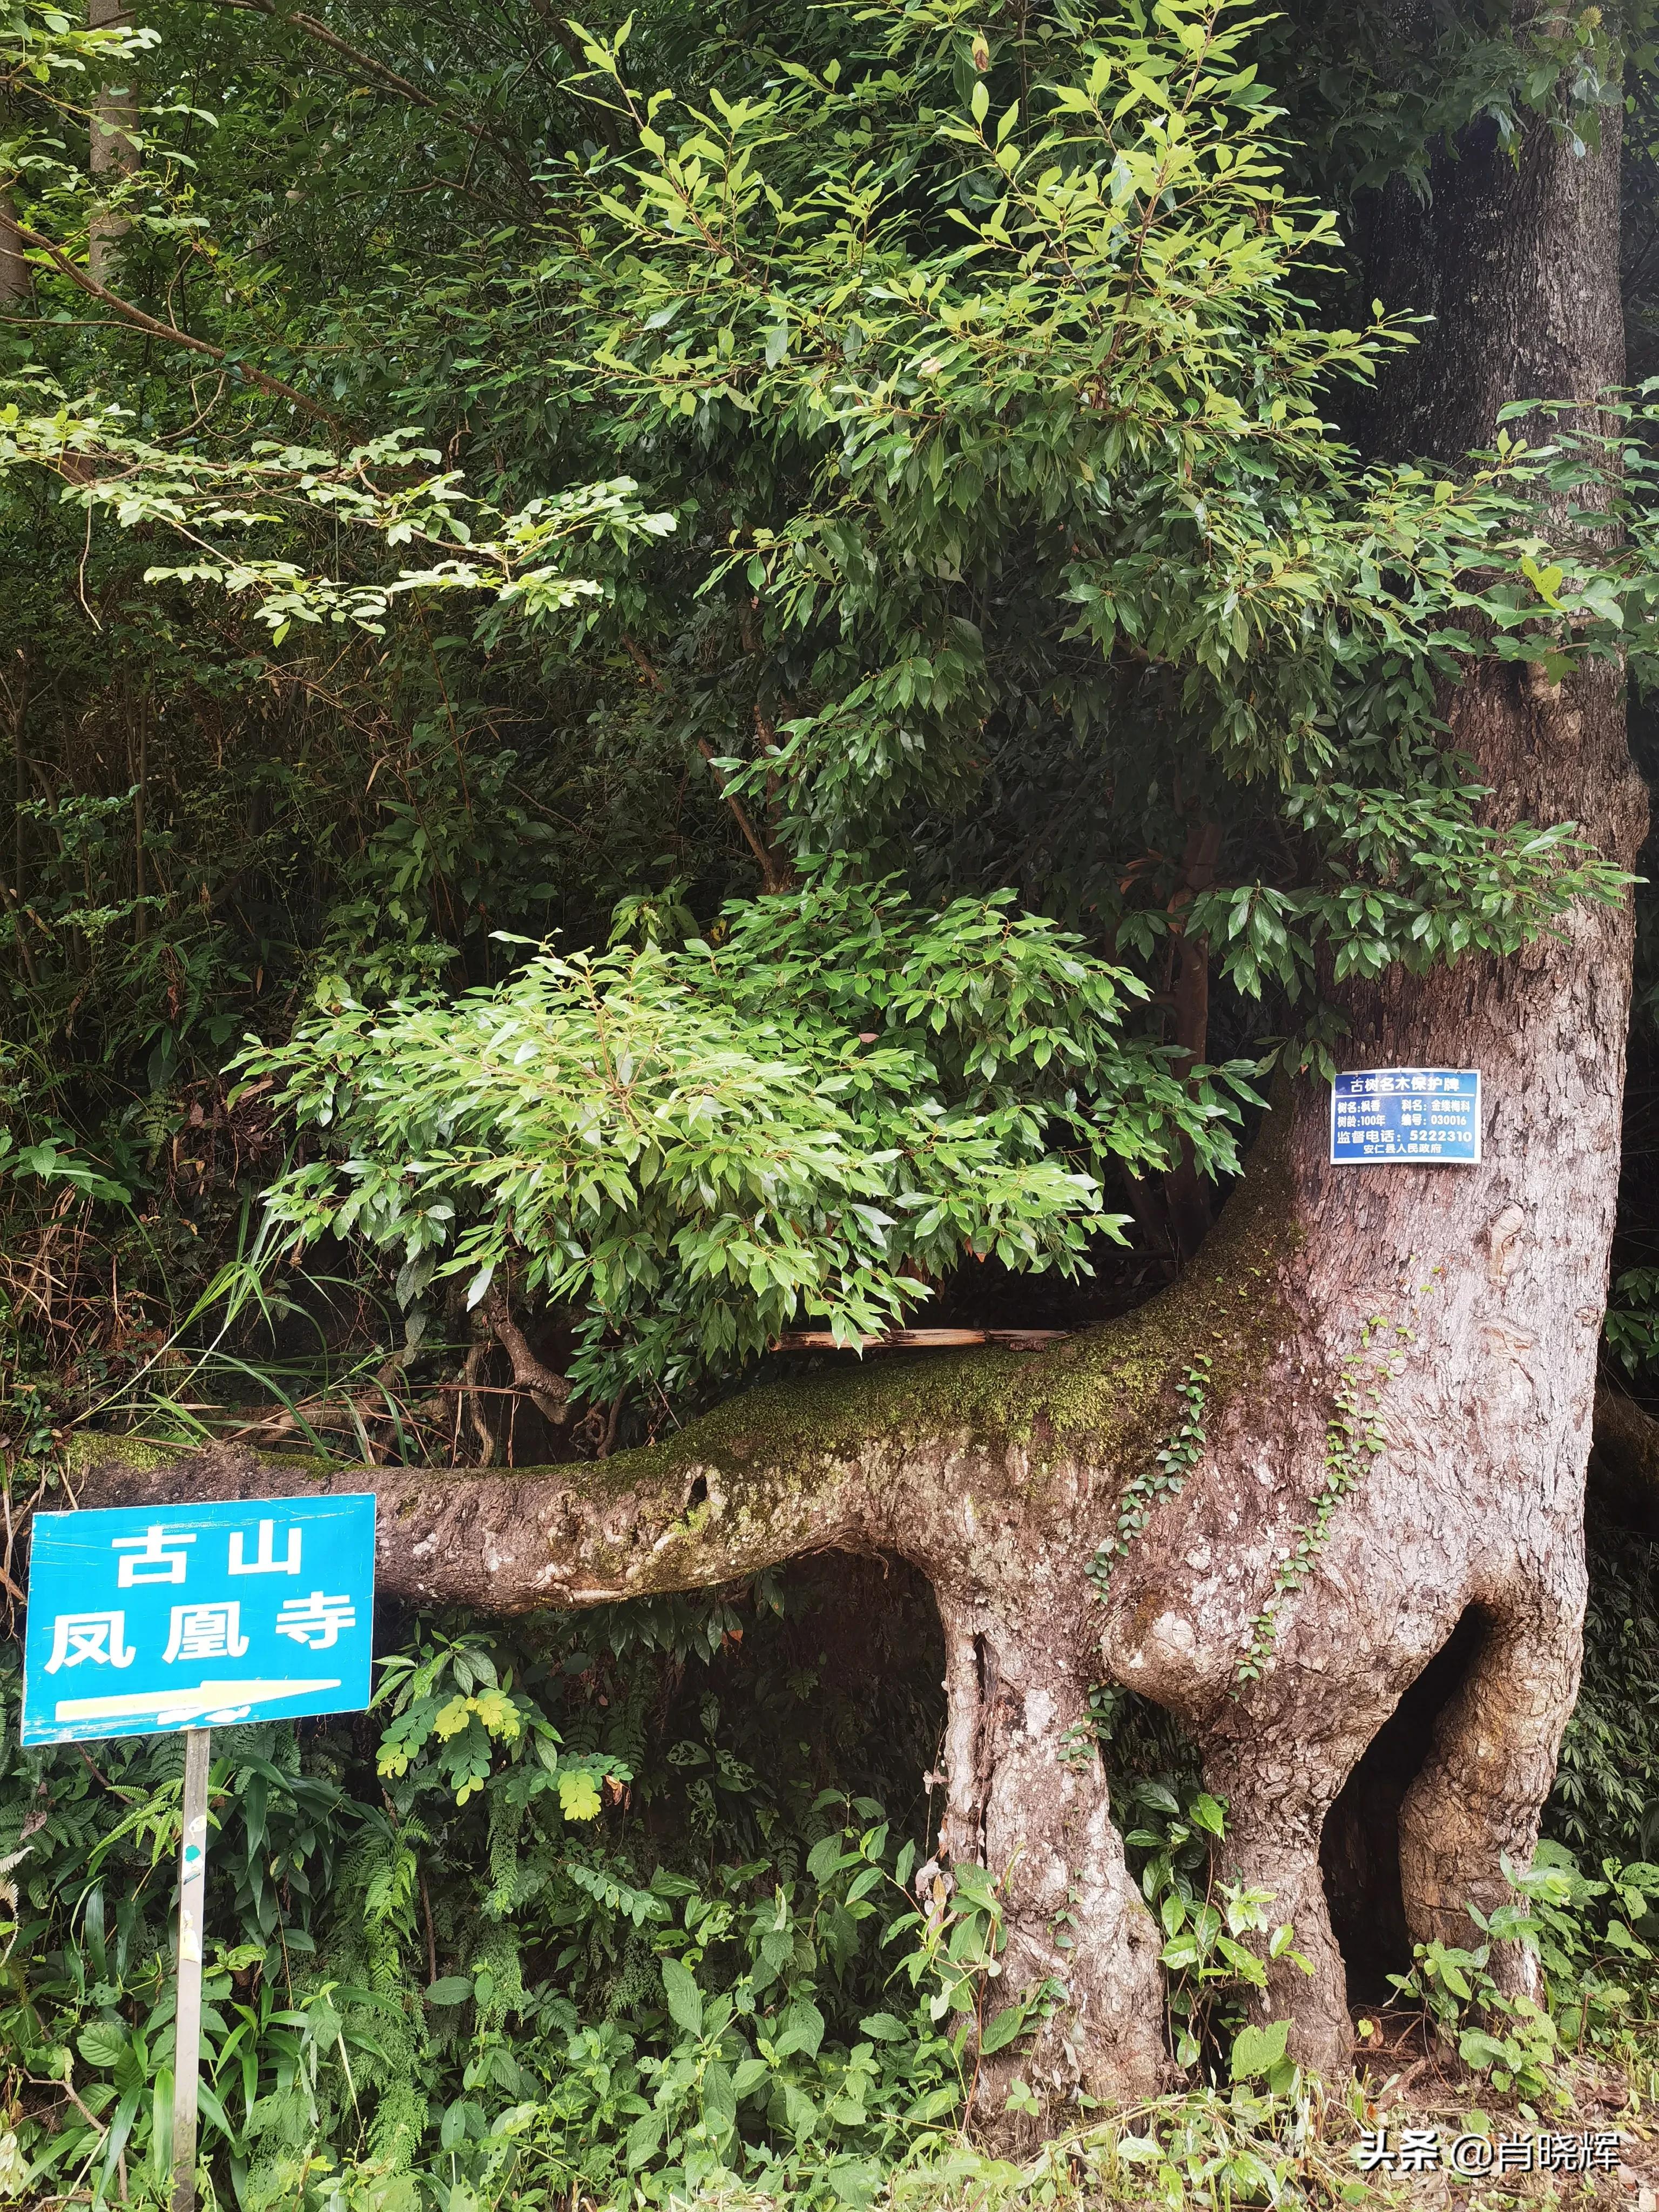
[71,1153,1296,1617]
[773,1327,1070,1351]
[72,1417,896,1613]
[11,220,335,422]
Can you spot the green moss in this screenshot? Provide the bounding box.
[64,1432,177,1480]
[66,1432,339,1486]
[64,1131,1300,1578]
[599,1121,1301,1520]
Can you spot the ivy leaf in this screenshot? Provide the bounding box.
[980,2004,1026,2054]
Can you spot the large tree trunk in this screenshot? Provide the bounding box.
[75,11,1643,2134]
[0,168,24,307]
[1132,45,1643,2069]
[86,0,137,283]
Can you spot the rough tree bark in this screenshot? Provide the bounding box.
[1,76,26,308]
[86,0,137,283]
[78,9,1643,2135]
[1162,817,1225,1264]
[0,174,24,309]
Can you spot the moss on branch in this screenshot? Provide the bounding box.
[68,1147,1298,1616]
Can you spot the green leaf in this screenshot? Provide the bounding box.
[806,1833,846,1883]
[77,2023,128,2072]
[701,2059,737,2131]
[1230,2018,1290,2081]
[625,2109,665,2169]
[774,1997,825,2059]
[980,2003,1026,2055]
[661,1957,704,2039]
[557,1769,603,1820]
[1189,1793,1227,1837]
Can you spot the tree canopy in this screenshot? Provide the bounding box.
[2,0,1651,1378]
[9,0,1659,2203]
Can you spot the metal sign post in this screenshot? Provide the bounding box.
[19,1492,377,2209]
[173,1727,210,2212]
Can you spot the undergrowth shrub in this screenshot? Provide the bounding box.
[0,1499,1653,2211]
[0,1560,975,2209]
[1384,1842,1659,2110]
[1550,1504,1659,1861]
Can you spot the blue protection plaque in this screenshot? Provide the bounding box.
[21,1493,376,1745]
[1330,1069,1481,1165]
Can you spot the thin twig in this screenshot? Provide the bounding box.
[619,632,792,891]
[420,1865,437,1988]
[10,220,335,421]
[75,1745,120,1796]
[175,0,545,199]
[696,738,792,892]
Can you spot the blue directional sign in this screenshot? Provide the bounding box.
[1330,1068,1482,1165]
[22,1494,376,1746]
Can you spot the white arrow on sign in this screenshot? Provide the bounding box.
[53,1677,343,1725]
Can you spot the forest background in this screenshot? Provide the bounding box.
[10,0,1659,2205]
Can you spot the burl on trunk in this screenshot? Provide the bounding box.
[77,34,1643,2130]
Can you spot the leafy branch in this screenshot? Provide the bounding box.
[0,383,676,639]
